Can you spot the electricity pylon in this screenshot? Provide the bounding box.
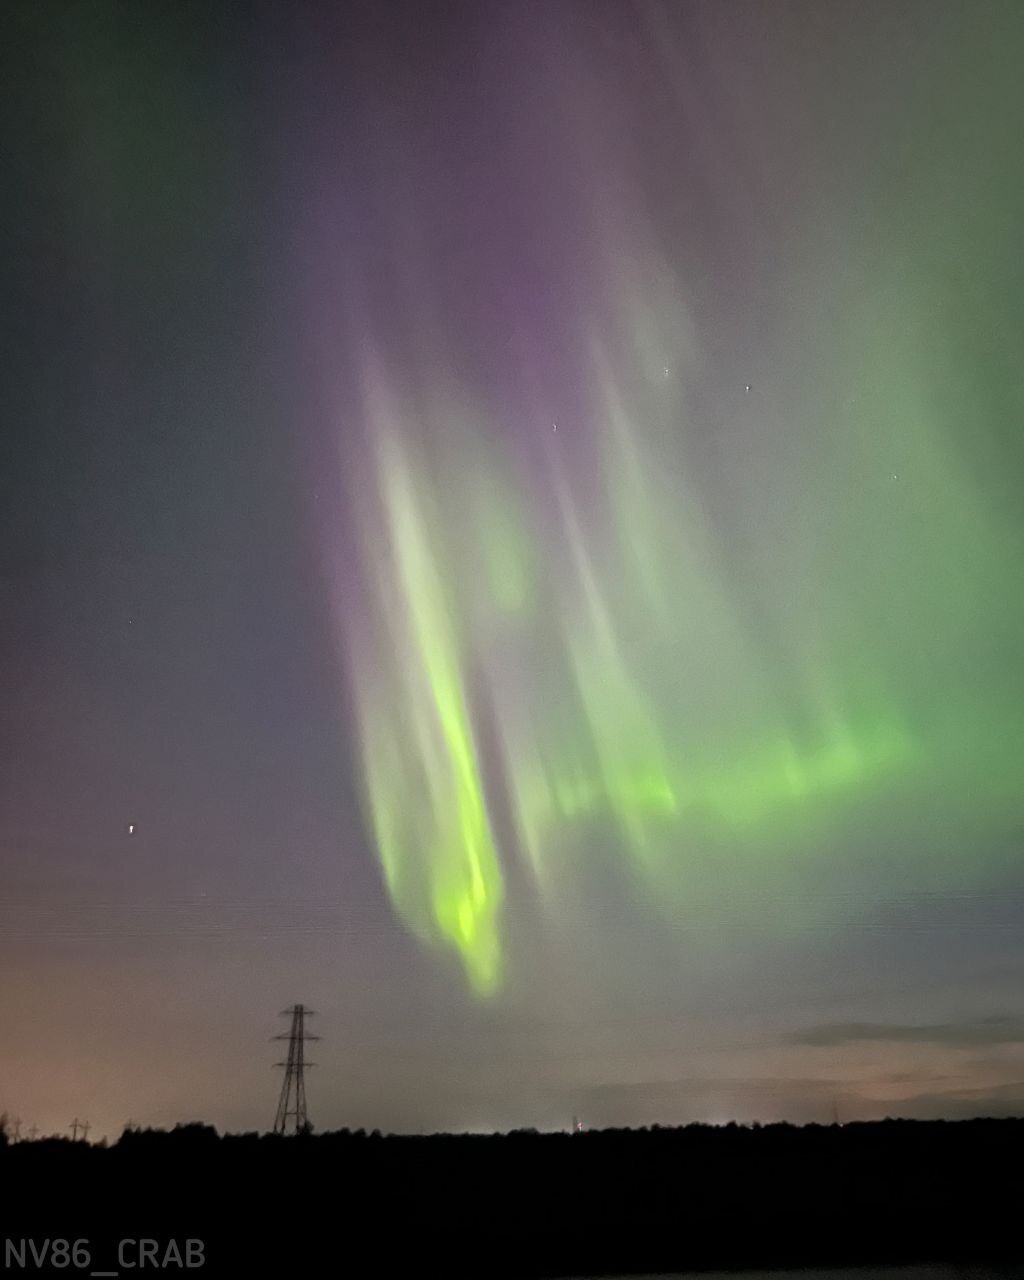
[272,1004,318,1135]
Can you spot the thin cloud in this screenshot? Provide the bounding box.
[886,1081,1024,1121]
[791,1015,1024,1047]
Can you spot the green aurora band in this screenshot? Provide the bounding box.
[343,283,1022,993]
[333,7,1024,995]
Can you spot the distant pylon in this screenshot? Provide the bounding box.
[69,1118,90,1141]
[272,1004,318,1135]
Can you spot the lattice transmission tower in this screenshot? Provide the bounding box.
[272,1004,318,1135]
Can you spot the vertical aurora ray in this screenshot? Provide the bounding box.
[317,1,1024,995]
[344,372,504,994]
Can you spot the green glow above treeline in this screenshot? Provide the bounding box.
[336,256,1024,993]
[329,12,1024,994]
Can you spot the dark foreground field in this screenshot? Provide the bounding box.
[2,1118,1021,1277]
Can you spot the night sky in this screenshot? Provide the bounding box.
[2,0,1023,1141]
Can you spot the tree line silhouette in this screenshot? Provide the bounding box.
[2,1116,1021,1277]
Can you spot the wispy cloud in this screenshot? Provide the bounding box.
[886,1081,1024,1121]
[791,1015,1024,1047]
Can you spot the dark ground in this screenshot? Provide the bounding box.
[2,1118,1022,1277]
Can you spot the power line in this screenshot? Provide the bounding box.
[272,1004,318,1136]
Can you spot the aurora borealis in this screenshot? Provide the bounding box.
[3,0,1024,1139]
[325,0,1024,994]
